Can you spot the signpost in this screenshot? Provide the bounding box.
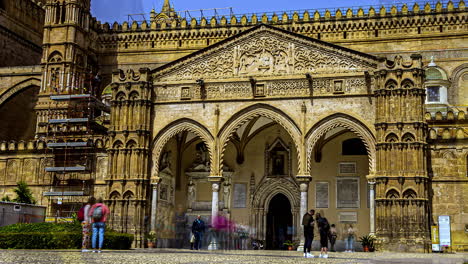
[438,215,451,251]
[431,225,440,252]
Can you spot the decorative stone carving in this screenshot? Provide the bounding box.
[222,180,231,210]
[187,143,210,172]
[155,76,369,101]
[155,26,376,82]
[212,183,220,192]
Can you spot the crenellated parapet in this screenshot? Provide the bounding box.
[426,110,468,141]
[95,0,467,52]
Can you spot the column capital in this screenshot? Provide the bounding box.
[151,177,161,186]
[212,183,220,192]
[296,175,312,183]
[207,175,223,183]
[366,174,376,184]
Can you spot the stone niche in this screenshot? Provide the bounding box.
[265,137,292,177]
[185,169,233,213]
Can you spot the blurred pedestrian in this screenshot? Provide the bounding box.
[329,224,337,252]
[191,215,205,250]
[316,213,330,258]
[345,224,355,252]
[80,196,95,252]
[89,197,110,253]
[302,209,315,258]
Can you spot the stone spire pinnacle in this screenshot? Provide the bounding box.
[161,0,171,13]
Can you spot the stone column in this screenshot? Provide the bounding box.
[369,181,376,235]
[208,182,220,250]
[150,183,158,231]
[296,176,311,252]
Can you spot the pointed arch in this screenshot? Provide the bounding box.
[47,51,63,63]
[218,103,302,175]
[151,118,214,181]
[385,133,399,142]
[123,190,134,199]
[386,188,400,199]
[306,113,376,174]
[402,188,417,199]
[0,78,41,108]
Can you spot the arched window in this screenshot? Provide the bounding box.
[424,59,449,105]
[342,138,367,155]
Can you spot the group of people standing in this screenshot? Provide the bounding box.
[79,197,110,253]
[302,209,355,258]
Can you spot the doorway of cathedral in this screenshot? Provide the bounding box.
[266,193,293,250]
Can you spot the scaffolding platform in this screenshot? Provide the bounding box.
[46,142,92,148]
[45,166,87,172]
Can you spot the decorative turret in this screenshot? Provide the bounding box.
[373,54,431,252]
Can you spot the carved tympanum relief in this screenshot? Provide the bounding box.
[155,27,376,82]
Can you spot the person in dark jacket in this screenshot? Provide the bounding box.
[302,209,315,258]
[316,213,330,258]
[191,215,205,250]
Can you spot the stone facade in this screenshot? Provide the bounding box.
[0,0,466,252]
[0,0,45,67]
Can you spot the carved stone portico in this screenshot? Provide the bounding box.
[1,0,467,254]
[107,23,431,252]
[250,177,301,243]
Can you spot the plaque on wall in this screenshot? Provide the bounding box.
[338,211,357,223]
[336,177,359,208]
[180,87,191,100]
[315,182,329,208]
[338,162,357,175]
[233,183,247,208]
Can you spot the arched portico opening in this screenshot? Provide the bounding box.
[149,118,214,248]
[306,113,376,246]
[0,81,40,140]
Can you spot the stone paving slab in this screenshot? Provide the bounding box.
[0,249,466,264]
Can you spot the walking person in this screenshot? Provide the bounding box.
[191,215,205,250]
[329,224,337,252]
[79,196,96,252]
[88,197,110,253]
[345,224,355,252]
[316,213,330,258]
[302,209,315,258]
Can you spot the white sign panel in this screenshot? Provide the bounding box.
[438,215,451,247]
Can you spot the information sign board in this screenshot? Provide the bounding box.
[438,215,451,247]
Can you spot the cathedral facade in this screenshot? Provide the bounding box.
[0,0,467,252]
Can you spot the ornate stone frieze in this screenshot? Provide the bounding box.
[155,76,369,101]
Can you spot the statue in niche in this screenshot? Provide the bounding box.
[188,143,210,172]
[223,180,231,210]
[187,180,196,209]
[159,151,172,175]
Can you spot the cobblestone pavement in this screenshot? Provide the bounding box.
[0,249,467,264]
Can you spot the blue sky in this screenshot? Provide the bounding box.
[91,0,404,23]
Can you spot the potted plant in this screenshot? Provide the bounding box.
[283,240,295,251]
[146,231,157,248]
[358,234,376,252]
